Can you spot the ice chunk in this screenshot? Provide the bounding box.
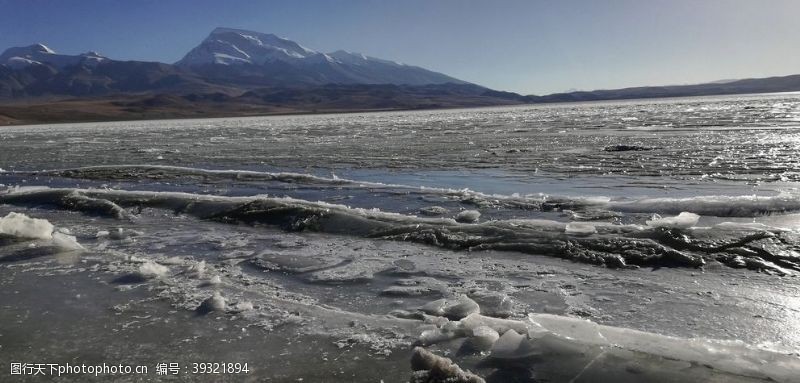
[418,328,457,346]
[527,313,606,343]
[455,210,481,223]
[0,212,83,251]
[423,315,450,327]
[409,347,485,383]
[51,232,85,251]
[646,212,700,229]
[460,313,531,335]
[0,212,54,240]
[467,326,499,351]
[468,291,514,318]
[187,260,206,278]
[490,329,541,359]
[565,222,597,235]
[419,295,480,319]
[420,298,447,316]
[197,291,227,314]
[443,296,480,319]
[135,261,169,280]
[515,313,800,382]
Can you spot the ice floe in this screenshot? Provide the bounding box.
[0,212,83,251]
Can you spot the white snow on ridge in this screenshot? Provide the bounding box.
[328,50,406,67]
[211,27,317,55]
[6,56,43,69]
[33,43,55,54]
[212,53,251,65]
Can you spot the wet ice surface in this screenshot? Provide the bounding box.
[1,93,800,382]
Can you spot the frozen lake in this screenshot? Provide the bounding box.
[1,93,799,382]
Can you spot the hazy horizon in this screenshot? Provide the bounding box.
[2,0,799,94]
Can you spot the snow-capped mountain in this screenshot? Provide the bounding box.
[0,27,473,99]
[176,27,467,86]
[0,44,223,99]
[177,28,319,66]
[0,44,106,69]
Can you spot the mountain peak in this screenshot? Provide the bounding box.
[174,27,467,85]
[177,27,318,66]
[210,27,277,39]
[1,43,55,61]
[31,43,55,54]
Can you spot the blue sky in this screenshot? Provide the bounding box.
[1,0,799,94]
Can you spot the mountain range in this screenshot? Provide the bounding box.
[1,27,799,125]
[0,27,470,100]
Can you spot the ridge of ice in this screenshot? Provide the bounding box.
[38,165,800,218]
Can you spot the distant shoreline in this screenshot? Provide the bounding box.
[1,90,797,127]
